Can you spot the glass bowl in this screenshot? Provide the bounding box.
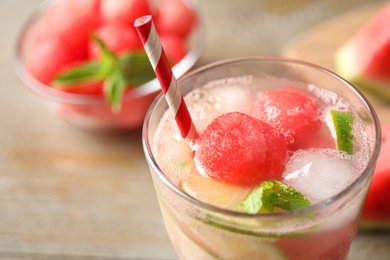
[15,0,204,131]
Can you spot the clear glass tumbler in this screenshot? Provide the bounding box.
[143,57,381,259]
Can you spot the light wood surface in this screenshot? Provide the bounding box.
[1,0,389,259]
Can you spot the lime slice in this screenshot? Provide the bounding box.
[181,172,311,239]
[195,222,287,260]
[159,198,220,259]
[162,191,286,259]
[180,172,252,211]
[330,110,354,154]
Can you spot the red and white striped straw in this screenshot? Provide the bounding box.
[134,15,197,139]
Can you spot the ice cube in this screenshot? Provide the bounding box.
[188,102,219,134]
[283,149,356,203]
[207,84,252,114]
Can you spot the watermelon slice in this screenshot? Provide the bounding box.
[334,2,390,101]
[360,125,390,230]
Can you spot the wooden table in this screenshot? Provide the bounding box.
[1,0,389,259]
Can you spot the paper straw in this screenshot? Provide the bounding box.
[134,15,197,139]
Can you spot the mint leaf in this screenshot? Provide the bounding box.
[263,181,311,212]
[118,53,155,86]
[91,33,117,75]
[53,33,117,87]
[51,33,156,112]
[91,33,155,87]
[241,180,311,214]
[104,69,127,112]
[52,61,106,86]
[240,183,265,214]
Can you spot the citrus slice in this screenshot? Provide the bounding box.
[330,110,354,154]
[180,172,310,240]
[195,222,287,260]
[164,188,287,259]
[180,171,252,211]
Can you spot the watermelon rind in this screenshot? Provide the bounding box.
[334,45,390,102]
[334,45,360,84]
[333,1,390,103]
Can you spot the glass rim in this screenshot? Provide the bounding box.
[13,0,205,105]
[143,56,382,220]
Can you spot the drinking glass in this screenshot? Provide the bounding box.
[143,57,381,259]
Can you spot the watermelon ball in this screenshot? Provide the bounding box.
[88,22,143,59]
[252,89,321,149]
[25,39,87,85]
[154,0,197,39]
[195,112,288,186]
[32,0,100,51]
[100,0,152,25]
[160,34,187,65]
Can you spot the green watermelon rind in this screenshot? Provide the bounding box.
[334,44,390,102]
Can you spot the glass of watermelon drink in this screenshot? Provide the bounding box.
[143,57,381,259]
[15,0,204,131]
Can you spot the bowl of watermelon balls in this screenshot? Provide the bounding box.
[15,0,204,131]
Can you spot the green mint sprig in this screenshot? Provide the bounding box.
[52,33,155,112]
[240,180,311,214]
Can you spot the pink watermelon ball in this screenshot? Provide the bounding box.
[195,112,287,186]
[100,0,151,25]
[362,125,390,222]
[154,0,196,39]
[32,0,101,51]
[88,22,143,59]
[25,39,87,85]
[27,0,101,84]
[252,89,321,149]
[160,34,187,65]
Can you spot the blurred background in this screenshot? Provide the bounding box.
[1,0,388,259]
[197,0,374,64]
